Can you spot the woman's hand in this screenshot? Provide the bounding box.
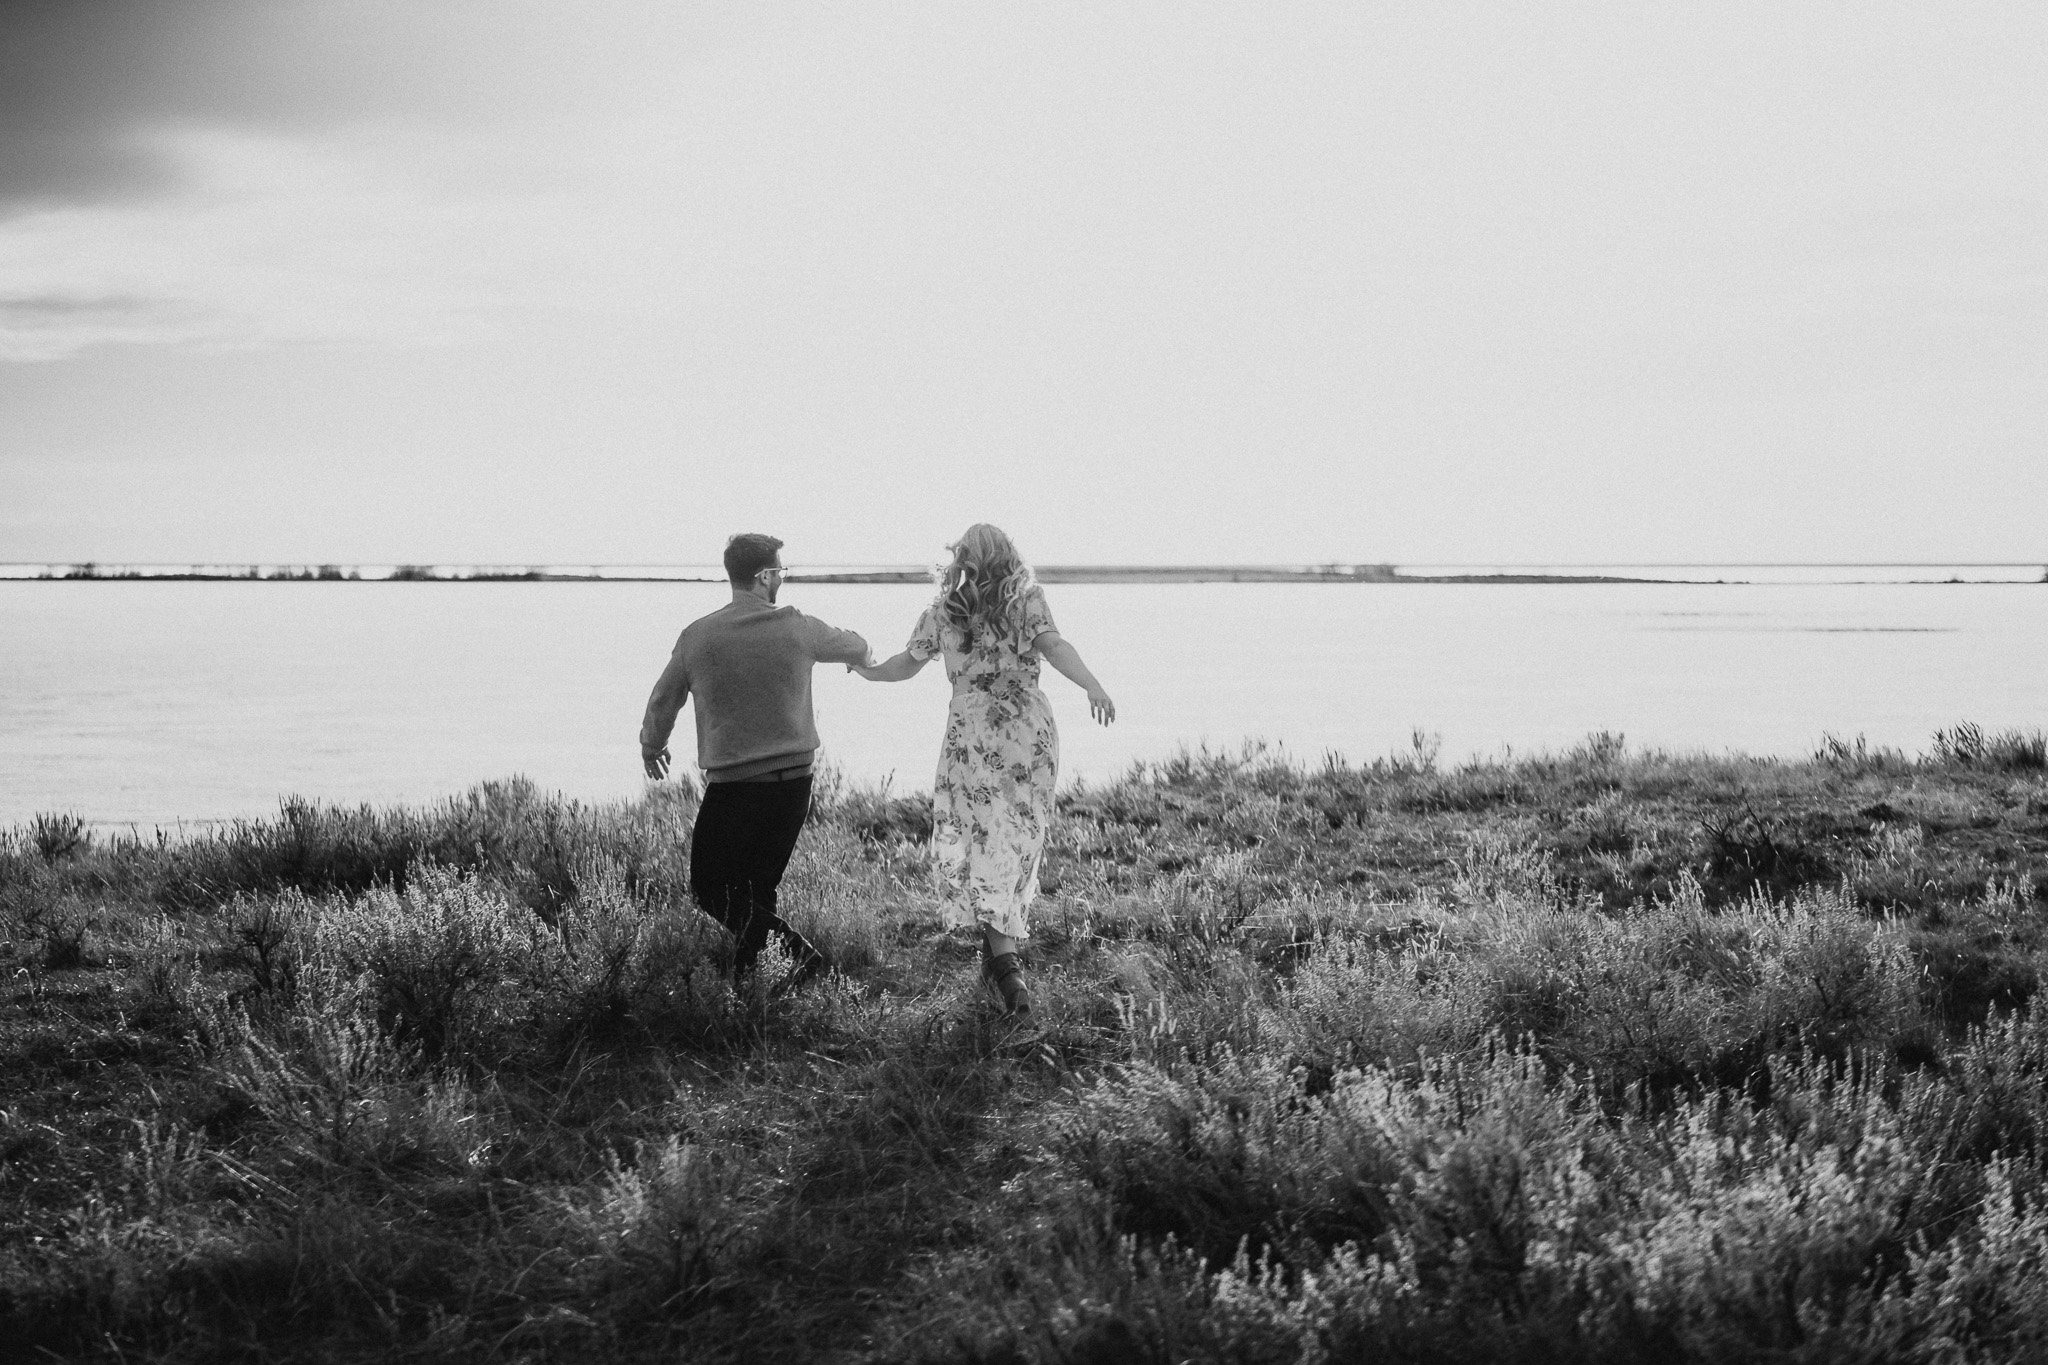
[1039,631,1115,724]
[853,651,927,683]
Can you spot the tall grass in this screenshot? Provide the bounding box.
[954,1035,2048,1363]
[1931,722,2048,772]
[7,731,2048,1360]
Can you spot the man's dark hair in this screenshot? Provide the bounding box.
[724,533,785,586]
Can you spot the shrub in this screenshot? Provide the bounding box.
[157,798,428,912]
[303,866,549,1063]
[1041,1044,1627,1357]
[1569,729,1629,771]
[546,871,740,1054]
[823,780,935,846]
[149,780,697,917]
[0,1129,225,1355]
[211,892,301,998]
[1267,927,1491,1072]
[21,740,2048,1362]
[37,904,94,970]
[568,1136,749,1318]
[1817,731,1904,772]
[1940,1008,2048,1162]
[778,824,890,971]
[981,1045,2046,1364]
[220,960,498,1173]
[31,812,91,861]
[1264,879,1917,1096]
[1931,723,2048,772]
[1697,806,1837,903]
[1058,1051,1406,1268]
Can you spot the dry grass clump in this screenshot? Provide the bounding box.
[1931,722,2048,772]
[8,731,2048,1360]
[946,1037,2048,1364]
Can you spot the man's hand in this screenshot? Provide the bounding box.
[643,746,671,781]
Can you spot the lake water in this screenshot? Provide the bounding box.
[3,575,2044,831]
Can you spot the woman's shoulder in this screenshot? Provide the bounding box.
[907,598,947,654]
[1019,581,1054,625]
[1005,580,1046,615]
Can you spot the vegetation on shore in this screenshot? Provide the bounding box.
[6,727,2048,1362]
[45,563,365,582]
[47,562,2023,586]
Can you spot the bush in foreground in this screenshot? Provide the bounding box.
[5,733,2048,1360]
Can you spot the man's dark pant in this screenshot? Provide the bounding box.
[688,776,815,979]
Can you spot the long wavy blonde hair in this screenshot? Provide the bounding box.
[936,523,1037,647]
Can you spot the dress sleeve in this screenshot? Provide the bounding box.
[906,603,944,661]
[1020,585,1057,645]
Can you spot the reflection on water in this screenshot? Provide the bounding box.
[2,579,2044,829]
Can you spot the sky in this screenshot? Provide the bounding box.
[2,0,2043,567]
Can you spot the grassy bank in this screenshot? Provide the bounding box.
[5,727,2048,1362]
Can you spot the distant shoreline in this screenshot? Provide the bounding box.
[810,567,1688,585]
[5,563,2044,586]
[6,565,1693,585]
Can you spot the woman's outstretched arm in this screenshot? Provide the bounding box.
[1034,631,1115,725]
[851,651,928,682]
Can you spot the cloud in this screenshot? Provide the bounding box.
[0,290,218,360]
[0,127,181,208]
[0,0,615,212]
[0,291,155,316]
[1,0,277,210]
[0,0,781,355]
[0,121,555,360]
[1,2,2045,565]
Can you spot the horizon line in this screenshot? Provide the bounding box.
[5,560,2046,570]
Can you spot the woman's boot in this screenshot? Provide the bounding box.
[983,951,1031,1016]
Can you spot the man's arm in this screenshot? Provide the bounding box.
[798,614,872,667]
[639,647,690,779]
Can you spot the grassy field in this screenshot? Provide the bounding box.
[6,725,2048,1362]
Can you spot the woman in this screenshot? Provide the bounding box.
[853,525,1115,1015]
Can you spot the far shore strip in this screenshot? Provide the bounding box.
[16,565,1707,585]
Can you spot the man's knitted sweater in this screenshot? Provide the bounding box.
[639,597,870,782]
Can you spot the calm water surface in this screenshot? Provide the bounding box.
[2,579,2043,829]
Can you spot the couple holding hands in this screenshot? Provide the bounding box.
[639,524,1114,1016]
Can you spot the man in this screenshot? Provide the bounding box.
[640,533,871,987]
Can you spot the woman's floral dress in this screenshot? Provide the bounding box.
[906,586,1060,940]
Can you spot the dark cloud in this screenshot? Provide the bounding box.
[0,287,207,358]
[1,291,163,316]
[3,0,252,207]
[0,128,177,204]
[0,0,518,211]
